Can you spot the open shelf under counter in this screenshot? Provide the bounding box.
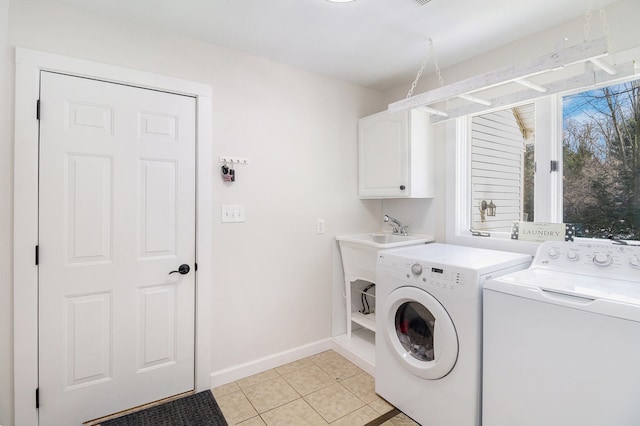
[332,328,375,376]
[351,311,375,332]
[334,232,435,376]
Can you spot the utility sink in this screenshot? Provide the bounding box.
[337,232,433,249]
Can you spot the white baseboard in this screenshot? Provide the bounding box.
[331,335,375,376]
[210,338,333,388]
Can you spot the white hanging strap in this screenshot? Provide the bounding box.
[583,1,594,43]
[598,1,610,47]
[584,0,614,74]
[584,0,610,46]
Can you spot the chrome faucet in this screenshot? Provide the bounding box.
[384,214,408,235]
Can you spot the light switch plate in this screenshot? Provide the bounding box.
[222,205,245,223]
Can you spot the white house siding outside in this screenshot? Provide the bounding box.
[471,109,526,232]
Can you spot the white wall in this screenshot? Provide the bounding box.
[0,0,385,424]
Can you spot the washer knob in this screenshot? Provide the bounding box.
[411,263,423,276]
[548,249,560,259]
[593,253,613,267]
[566,251,579,261]
[630,256,640,269]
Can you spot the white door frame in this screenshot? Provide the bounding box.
[13,47,213,425]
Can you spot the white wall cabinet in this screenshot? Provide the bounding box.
[358,109,434,199]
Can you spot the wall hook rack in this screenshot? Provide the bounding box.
[219,156,250,165]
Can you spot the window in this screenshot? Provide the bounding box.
[452,78,640,242]
[563,80,640,240]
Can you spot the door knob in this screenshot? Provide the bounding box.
[169,264,190,275]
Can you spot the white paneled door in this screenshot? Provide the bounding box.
[38,72,196,425]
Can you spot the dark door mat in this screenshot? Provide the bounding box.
[100,390,228,426]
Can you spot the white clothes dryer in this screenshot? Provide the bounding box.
[375,244,531,426]
[483,240,640,426]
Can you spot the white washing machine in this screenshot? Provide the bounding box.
[376,244,531,426]
[483,240,640,426]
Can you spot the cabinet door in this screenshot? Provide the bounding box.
[358,111,409,198]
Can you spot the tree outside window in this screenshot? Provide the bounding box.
[563,80,640,240]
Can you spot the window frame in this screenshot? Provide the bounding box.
[445,97,563,255]
[447,75,640,252]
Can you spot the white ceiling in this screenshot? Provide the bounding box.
[55,0,621,92]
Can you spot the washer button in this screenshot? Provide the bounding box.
[593,253,613,267]
[566,251,579,261]
[411,263,423,276]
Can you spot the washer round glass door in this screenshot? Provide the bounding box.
[383,286,458,379]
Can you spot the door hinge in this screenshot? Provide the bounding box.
[36,99,40,120]
[36,388,39,409]
[550,160,558,172]
[35,245,39,265]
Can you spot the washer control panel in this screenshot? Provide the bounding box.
[533,240,640,280]
[398,261,468,293]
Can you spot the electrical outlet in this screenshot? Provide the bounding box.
[222,205,245,223]
[316,219,326,234]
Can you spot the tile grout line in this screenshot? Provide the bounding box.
[300,382,369,425]
[217,350,395,425]
[307,353,370,424]
[256,366,363,424]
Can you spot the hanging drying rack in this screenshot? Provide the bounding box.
[388,37,638,122]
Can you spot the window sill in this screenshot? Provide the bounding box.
[446,233,541,256]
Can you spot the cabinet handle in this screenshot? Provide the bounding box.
[399,185,406,190]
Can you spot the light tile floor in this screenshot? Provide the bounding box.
[213,350,419,426]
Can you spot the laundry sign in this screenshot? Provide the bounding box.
[511,222,575,242]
